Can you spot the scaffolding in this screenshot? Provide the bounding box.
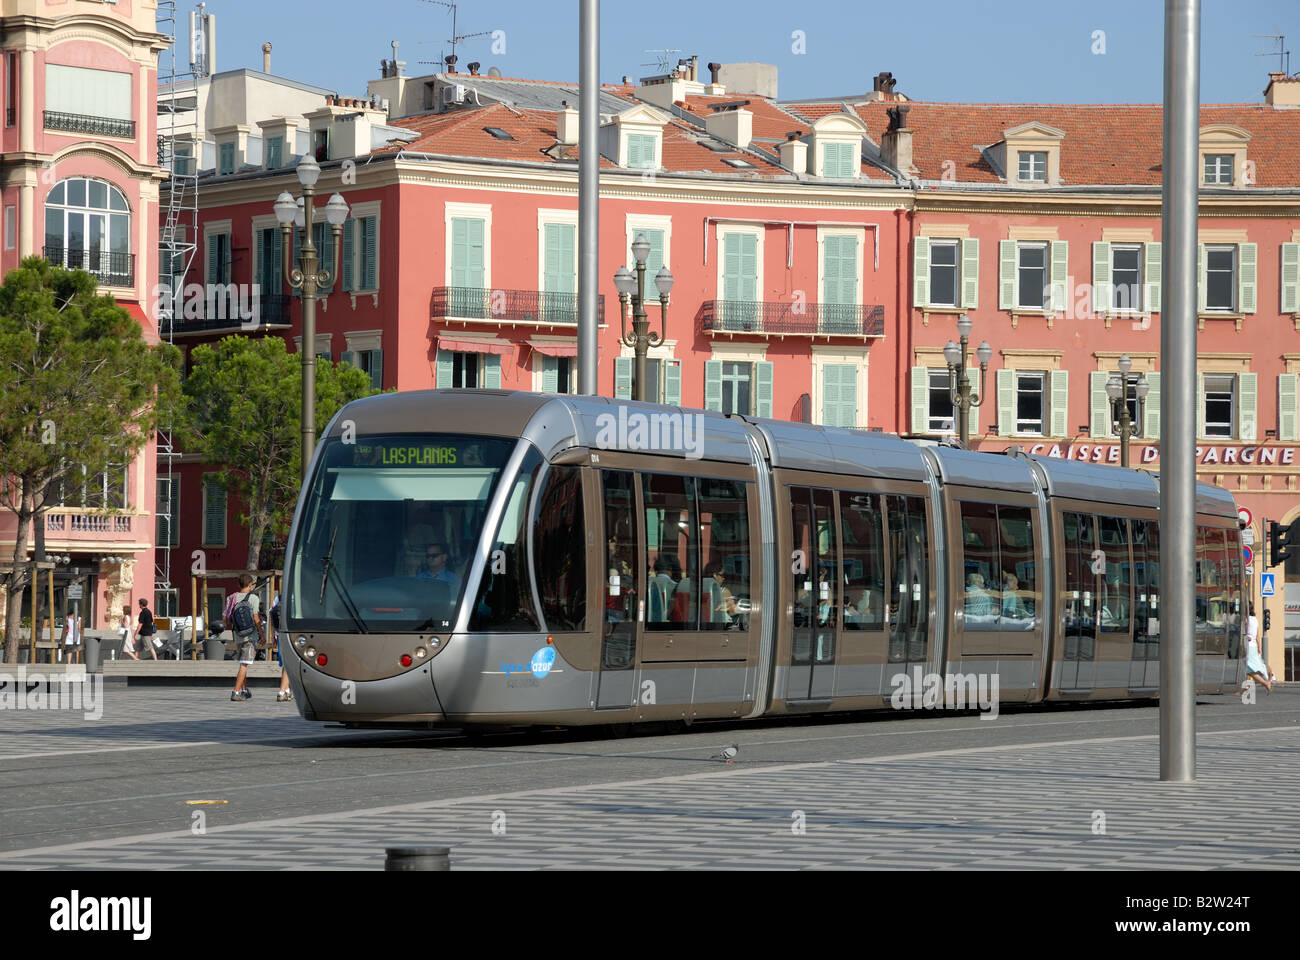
[154,1,206,623]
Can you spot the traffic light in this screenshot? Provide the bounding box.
[1268,519,1299,567]
[1264,608,1272,632]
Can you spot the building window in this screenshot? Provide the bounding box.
[43,178,132,285]
[43,63,133,136]
[4,205,14,250]
[50,463,127,509]
[626,133,656,169]
[540,354,573,394]
[1016,371,1046,435]
[265,135,283,170]
[313,128,329,162]
[822,142,855,178]
[721,361,752,416]
[156,476,180,548]
[6,52,15,126]
[343,216,379,292]
[1204,245,1236,312]
[1016,242,1048,310]
[1203,154,1233,185]
[928,239,959,308]
[453,352,480,388]
[202,475,227,547]
[155,589,180,619]
[218,141,236,175]
[1202,374,1235,438]
[1018,151,1047,182]
[1111,244,1143,312]
[344,348,383,391]
[928,369,955,433]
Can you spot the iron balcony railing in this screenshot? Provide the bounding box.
[43,246,134,287]
[44,110,135,139]
[162,292,293,334]
[698,300,886,337]
[431,287,604,326]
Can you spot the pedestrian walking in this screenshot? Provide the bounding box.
[134,598,159,661]
[1244,603,1273,693]
[61,612,82,665]
[120,604,138,660]
[227,574,264,701]
[268,592,293,702]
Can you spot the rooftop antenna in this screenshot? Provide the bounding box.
[1253,31,1291,77]
[641,48,683,76]
[418,0,491,70]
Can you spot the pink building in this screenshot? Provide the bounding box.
[0,0,165,630]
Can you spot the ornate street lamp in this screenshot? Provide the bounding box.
[1106,353,1149,468]
[943,313,992,447]
[614,233,673,402]
[273,156,349,481]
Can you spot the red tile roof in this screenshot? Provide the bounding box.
[783,99,1300,185]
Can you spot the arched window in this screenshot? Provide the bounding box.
[43,177,132,286]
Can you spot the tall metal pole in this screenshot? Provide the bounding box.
[577,0,599,394]
[1160,0,1199,782]
[300,185,318,482]
[632,258,648,402]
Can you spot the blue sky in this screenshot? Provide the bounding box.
[192,0,1299,105]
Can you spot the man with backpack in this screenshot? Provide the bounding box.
[226,574,264,702]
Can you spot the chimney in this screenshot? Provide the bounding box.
[557,101,579,144]
[261,42,271,73]
[1264,71,1300,107]
[870,71,898,102]
[704,61,726,96]
[444,54,457,72]
[705,106,752,149]
[708,62,721,84]
[881,104,914,173]
[468,61,480,75]
[778,131,807,173]
[690,55,699,82]
[392,41,404,77]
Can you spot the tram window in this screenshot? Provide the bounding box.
[1225,528,1242,658]
[959,502,1001,629]
[603,471,637,669]
[642,473,699,630]
[1098,516,1130,634]
[1131,520,1150,645]
[840,492,885,630]
[999,506,1036,624]
[885,494,929,662]
[470,448,543,632]
[532,464,586,632]
[697,477,750,631]
[1194,526,1209,651]
[1205,527,1228,653]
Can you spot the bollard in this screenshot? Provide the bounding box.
[384,846,450,871]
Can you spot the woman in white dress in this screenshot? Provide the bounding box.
[1243,603,1272,693]
[120,603,139,661]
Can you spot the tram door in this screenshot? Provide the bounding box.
[1128,519,1160,690]
[1060,512,1097,691]
[885,495,930,678]
[597,470,638,709]
[788,486,837,701]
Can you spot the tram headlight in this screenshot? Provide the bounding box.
[305,646,316,658]
[414,647,427,658]
[295,637,307,649]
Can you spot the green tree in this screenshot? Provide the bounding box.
[181,335,375,572]
[0,257,182,662]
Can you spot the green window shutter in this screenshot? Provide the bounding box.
[206,234,218,286]
[614,357,632,399]
[637,228,665,281]
[1196,372,1205,438]
[451,217,485,288]
[999,240,1016,310]
[1238,372,1258,441]
[704,359,723,411]
[1090,371,1110,438]
[218,141,234,175]
[1144,242,1161,314]
[823,235,856,306]
[1092,241,1111,316]
[1238,242,1257,314]
[964,366,979,437]
[822,364,856,428]
[960,237,980,308]
[340,349,358,369]
[368,349,383,391]
[1050,370,1069,437]
[912,237,930,308]
[544,223,577,321]
[1049,240,1069,314]
[996,369,1015,435]
[910,366,928,434]
[435,349,453,389]
[254,229,264,291]
[722,233,757,328]
[541,355,559,393]
[203,478,226,546]
[627,133,655,169]
[1282,243,1300,314]
[341,219,354,292]
[756,361,774,418]
[361,217,377,289]
[1278,374,1300,442]
[314,223,334,294]
[483,354,501,389]
[663,359,682,406]
[266,136,282,169]
[1197,243,1206,313]
[1143,371,1161,440]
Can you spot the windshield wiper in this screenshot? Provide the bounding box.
[319,527,338,603]
[318,527,368,634]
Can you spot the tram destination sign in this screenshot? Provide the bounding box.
[350,440,489,467]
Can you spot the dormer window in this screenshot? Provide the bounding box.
[1203,153,1233,185]
[808,112,867,179]
[1018,151,1048,183]
[822,142,856,178]
[600,104,668,171]
[627,133,657,169]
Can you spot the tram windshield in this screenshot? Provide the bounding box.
[288,434,518,633]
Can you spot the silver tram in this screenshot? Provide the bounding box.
[280,390,1247,727]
